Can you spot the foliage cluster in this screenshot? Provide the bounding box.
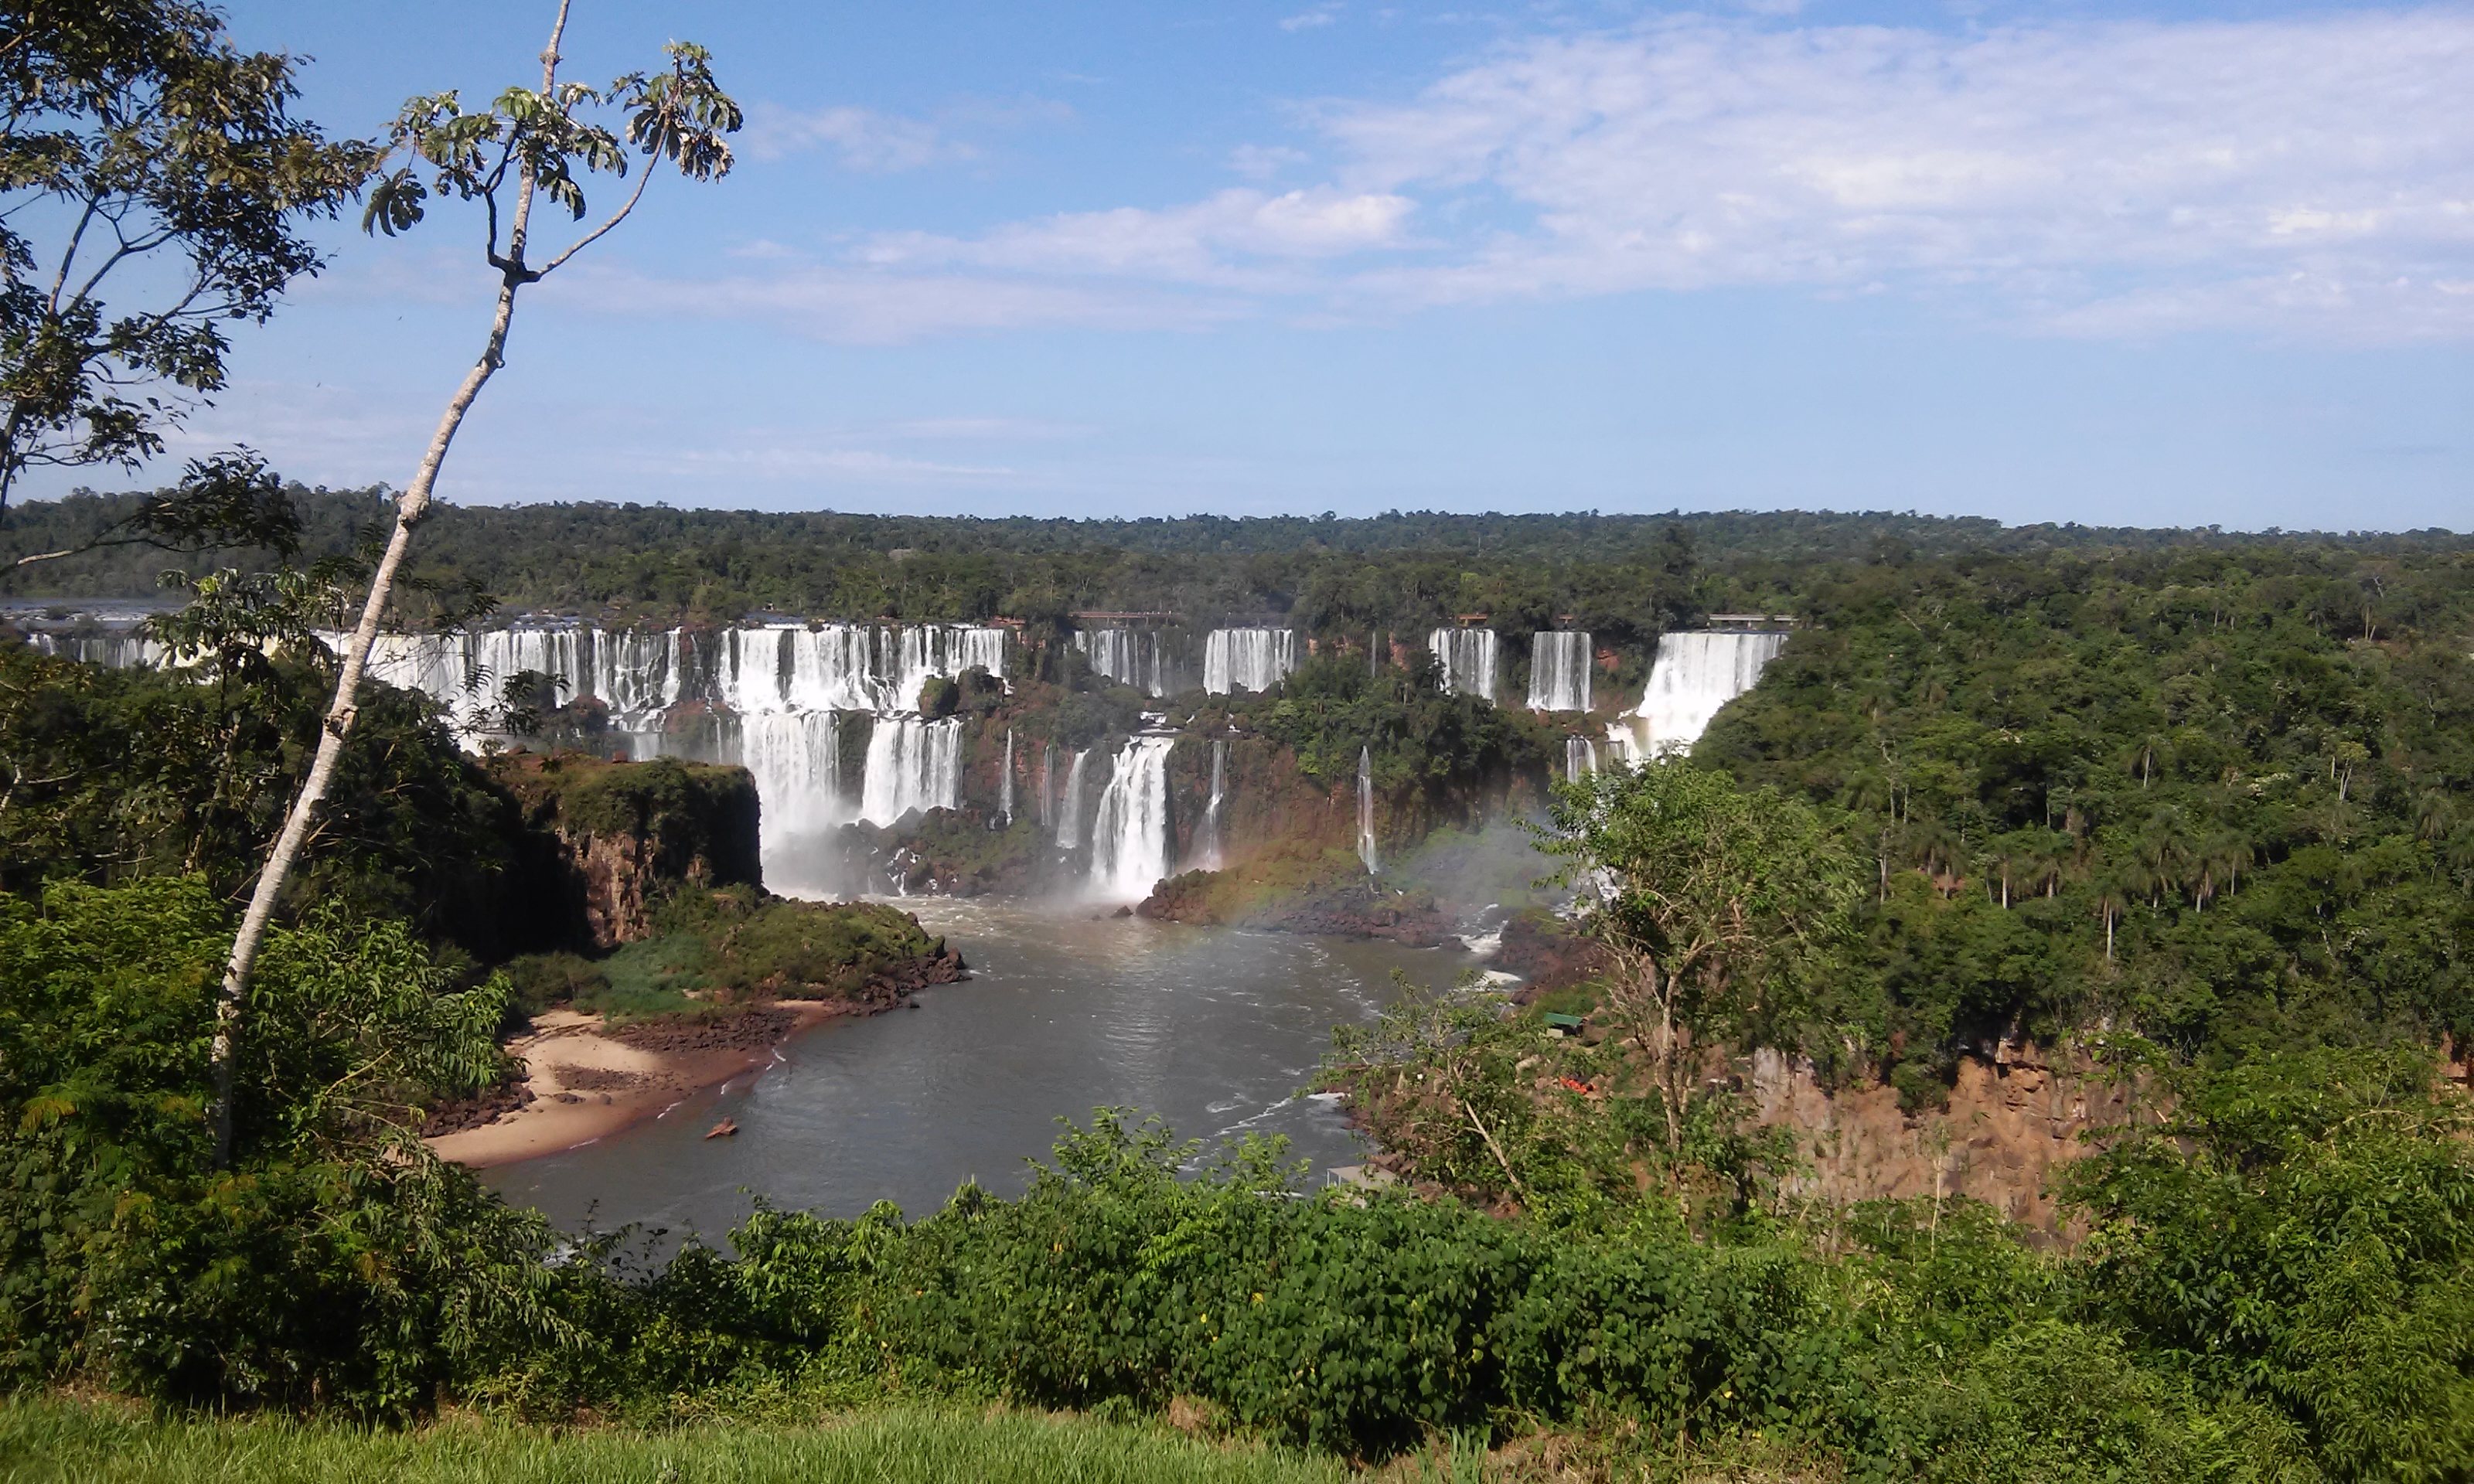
[489,750,762,892]
[0,878,557,1413]
[17,486,2462,642]
[500,886,943,1023]
[0,641,571,965]
[478,1049,2464,1480]
[1231,653,1562,793]
[2,876,2468,1480]
[0,1,372,515]
[1696,543,2474,1087]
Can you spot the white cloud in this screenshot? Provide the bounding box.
[859,187,1415,286]
[540,261,1249,344]
[1282,5,1342,32]
[1230,143,1311,180]
[742,104,973,171]
[1310,10,2474,337]
[544,9,2474,345]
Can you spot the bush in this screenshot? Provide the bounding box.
[0,879,561,1415]
[502,951,608,1016]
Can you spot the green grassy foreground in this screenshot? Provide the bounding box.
[0,1398,1353,1484]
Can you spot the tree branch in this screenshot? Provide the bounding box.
[534,155,655,277]
[46,195,102,314]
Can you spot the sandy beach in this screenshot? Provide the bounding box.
[426,1002,852,1167]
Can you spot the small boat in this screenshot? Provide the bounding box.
[704,1118,738,1139]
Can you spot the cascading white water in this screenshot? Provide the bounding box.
[738,711,842,836]
[1357,746,1378,875]
[883,625,1007,712]
[30,632,165,669]
[857,715,963,825]
[1038,742,1058,829]
[1526,631,1593,712]
[1055,747,1093,849]
[1089,736,1175,900]
[1631,631,1788,755]
[347,624,691,732]
[1194,738,1228,870]
[1072,628,1171,696]
[65,615,1028,863]
[1000,727,1014,825]
[1203,628,1295,694]
[719,625,878,713]
[319,621,1010,836]
[1427,628,1498,700]
[1565,735,1598,782]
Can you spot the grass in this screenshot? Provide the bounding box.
[0,1397,1353,1484]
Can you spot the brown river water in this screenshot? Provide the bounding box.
[482,898,1483,1241]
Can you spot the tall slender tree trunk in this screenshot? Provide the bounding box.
[208,7,568,1169]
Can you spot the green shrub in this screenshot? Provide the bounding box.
[501,951,608,1016]
[0,879,560,1415]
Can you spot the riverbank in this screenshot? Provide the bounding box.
[425,1006,816,1166]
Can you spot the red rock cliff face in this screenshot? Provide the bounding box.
[485,752,763,950]
[1746,1042,2152,1244]
[566,825,719,947]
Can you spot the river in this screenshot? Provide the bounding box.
[482,898,1481,1241]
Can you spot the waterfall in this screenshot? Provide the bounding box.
[1203,628,1295,694]
[882,625,1007,712]
[717,624,878,713]
[1631,631,1788,755]
[1427,628,1498,700]
[1072,628,1171,696]
[67,618,1022,859]
[1090,737,1175,900]
[1195,738,1228,870]
[1039,741,1058,829]
[738,711,842,836]
[1000,727,1015,825]
[1566,735,1598,782]
[32,631,166,669]
[1055,747,1093,849]
[1526,631,1593,712]
[857,716,963,825]
[1357,746,1378,875]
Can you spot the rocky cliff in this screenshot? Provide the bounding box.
[486,751,762,948]
[1747,1042,2150,1244]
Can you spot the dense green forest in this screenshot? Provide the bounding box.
[9,485,2465,648]
[1699,545,2474,1099]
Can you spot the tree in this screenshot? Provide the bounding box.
[210,1,740,1165]
[1541,758,1857,1153]
[5,446,306,572]
[0,0,371,521]
[2060,1049,2474,1477]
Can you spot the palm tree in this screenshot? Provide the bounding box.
[2092,871,2130,962]
[2192,829,2251,910]
[2135,810,2193,910]
[2035,830,2075,899]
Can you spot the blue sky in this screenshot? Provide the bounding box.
[56,0,2474,529]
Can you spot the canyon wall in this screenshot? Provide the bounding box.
[487,752,762,947]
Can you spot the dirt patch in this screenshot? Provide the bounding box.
[1749,1043,2154,1244]
[608,1006,799,1055]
